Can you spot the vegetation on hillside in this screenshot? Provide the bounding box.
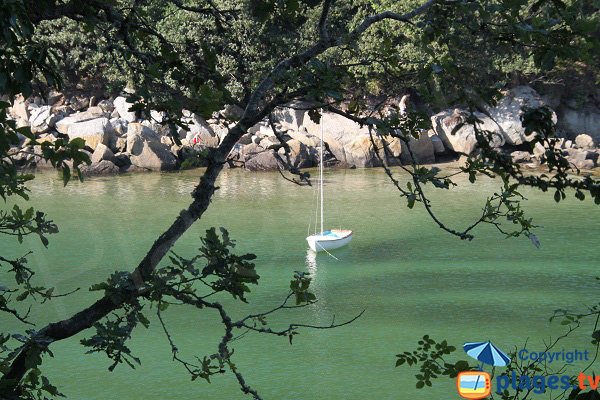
[29,0,600,107]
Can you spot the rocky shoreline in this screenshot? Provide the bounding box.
[6,85,600,175]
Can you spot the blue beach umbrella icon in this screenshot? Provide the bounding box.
[463,341,511,367]
[462,341,511,396]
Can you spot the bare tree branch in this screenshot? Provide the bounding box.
[347,0,438,39]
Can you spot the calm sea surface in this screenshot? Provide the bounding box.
[1,168,598,399]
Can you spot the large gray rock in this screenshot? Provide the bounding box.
[214,125,230,144]
[150,110,166,124]
[574,134,595,150]
[277,139,315,168]
[130,141,177,171]
[126,123,161,154]
[201,132,220,147]
[561,148,597,170]
[303,111,369,140]
[182,110,218,145]
[35,133,57,145]
[67,118,115,150]
[114,137,127,153]
[97,99,115,113]
[364,135,402,166]
[68,96,89,112]
[429,132,445,154]
[487,86,556,145]
[432,86,556,153]
[110,117,128,136]
[431,109,504,155]
[333,135,382,167]
[220,104,244,121]
[182,110,213,132]
[248,121,268,135]
[287,128,321,148]
[85,106,106,116]
[9,95,29,122]
[302,112,381,167]
[47,90,64,106]
[238,133,253,145]
[56,109,107,134]
[259,136,283,149]
[533,142,548,158]
[383,136,402,159]
[113,152,132,168]
[318,132,402,168]
[400,133,435,165]
[29,105,58,134]
[572,158,595,170]
[272,102,308,131]
[160,135,174,147]
[82,160,120,175]
[142,120,171,137]
[113,96,137,122]
[257,124,276,137]
[245,150,284,171]
[511,151,532,163]
[186,131,219,147]
[241,143,266,162]
[91,143,118,164]
[126,123,176,171]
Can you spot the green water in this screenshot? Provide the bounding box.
[1,168,598,399]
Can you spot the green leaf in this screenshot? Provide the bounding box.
[454,360,470,371]
[16,126,34,139]
[554,190,561,203]
[61,166,71,186]
[89,282,109,292]
[138,313,150,328]
[69,137,87,149]
[407,194,416,209]
[308,109,321,124]
[16,291,29,301]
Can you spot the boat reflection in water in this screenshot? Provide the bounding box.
[305,249,318,274]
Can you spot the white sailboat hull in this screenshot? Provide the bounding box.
[306,229,353,252]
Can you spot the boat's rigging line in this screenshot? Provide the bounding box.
[316,242,340,261]
[307,176,319,236]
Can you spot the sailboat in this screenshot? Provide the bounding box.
[306,112,353,253]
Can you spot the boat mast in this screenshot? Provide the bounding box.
[320,109,324,234]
